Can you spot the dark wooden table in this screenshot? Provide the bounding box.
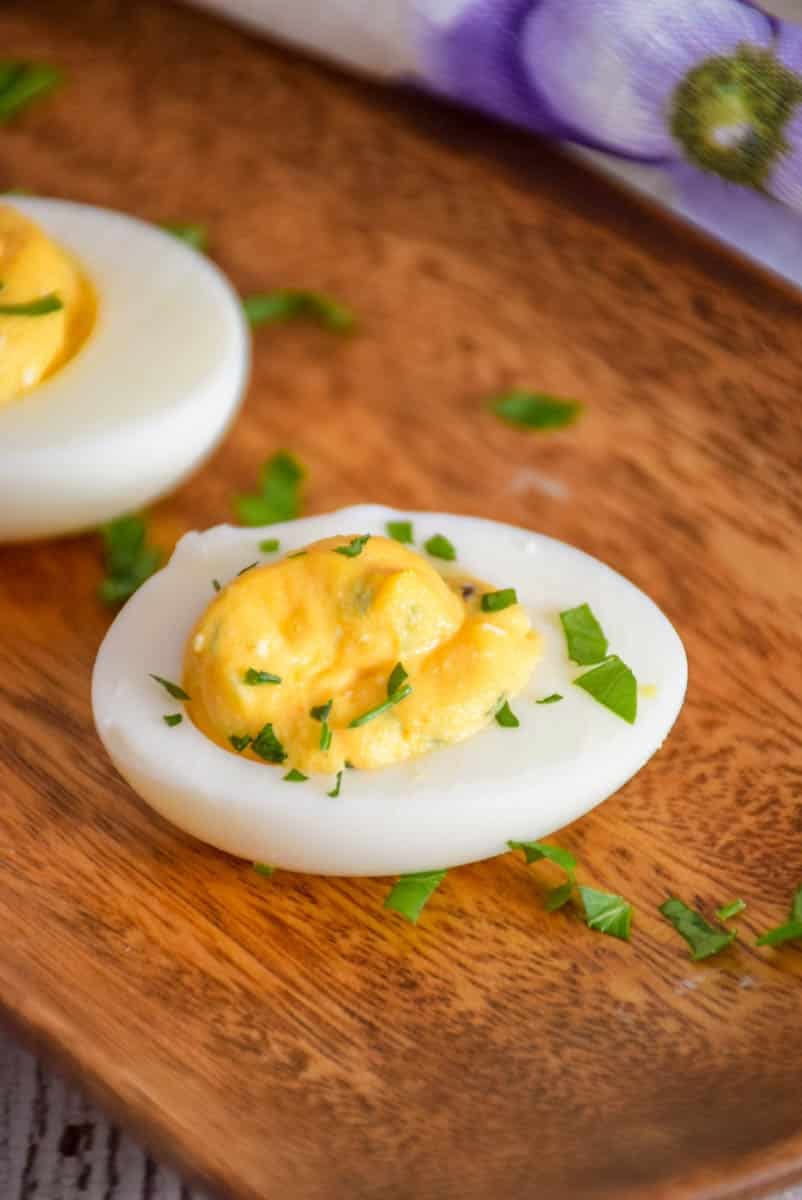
[2,3,802,1199]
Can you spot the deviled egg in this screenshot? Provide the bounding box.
[0,199,249,541]
[92,506,687,876]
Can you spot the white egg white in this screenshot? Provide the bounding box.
[92,505,687,876]
[0,198,249,541]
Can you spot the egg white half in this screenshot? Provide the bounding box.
[0,198,250,541]
[92,505,687,876]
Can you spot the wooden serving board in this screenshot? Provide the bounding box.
[2,2,802,1198]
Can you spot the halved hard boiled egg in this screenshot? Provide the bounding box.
[0,198,249,541]
[92,506,687,876]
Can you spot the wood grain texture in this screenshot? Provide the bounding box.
[1,2,802,1199]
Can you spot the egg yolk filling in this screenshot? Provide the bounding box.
[0,205,96,407]
[184,535,540,775]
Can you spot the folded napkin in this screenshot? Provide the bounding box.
[192,0,802,286]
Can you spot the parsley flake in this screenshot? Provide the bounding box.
[659,897,736,960]
[259,538,280,553]
[163,713,182,727]
[237,561,259,576]
[311,701,333,722]
[283,768,308,782]
[253,863,276,878]
[0,290,63,316]
[159,222,208,252]
[0,61,62,123]
[536,693,563,704]
[387,663,409,696]
[495,700,519,728]
[424,534,456,562]
[349,666,412,728]
[560,603,608,665]
[243,290,355,332]
[234,451,304,527]
[328,770,343,798]
[580,886,633,940]
[229,734,252,752]
[756,884,802,947]
[150,674,190,701]
[716,899,747,922]
[212,579,222,592]
[98,514,162,606]
[507,840,576,910]
[251,723,287,763]
[384,870,447,923]
[481,588,517,613]
[386,520,414,544]
[574,655,637,724]
[335,534,370,558]
[243,668,282,686]
[490,390,582,432]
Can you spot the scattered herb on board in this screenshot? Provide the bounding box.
[159,222,208,252]
[243,668,282,686]
[335,534,370,558]
[253,863,276,878]
[489,390,582,432]
[386,520,414,544]
[243,290,355,332]
[756,885,802,947]
[251,723,287,763]
[507,840,576,911]
[481,588,517,613]
[716,899,747,922]
[580,887,633,940]
[574,655,638,724]
[494,700,519,728]
[149,674,190,701]
[283,768,308,782]
[560,603,608,665]
[659,897,736,960]
[384,870,447,923]
[234,451,304,527]
[424,534,456,561]
[0,61,62,122]
[162,713,183,727]
[98,514,162,606]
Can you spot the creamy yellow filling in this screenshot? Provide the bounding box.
[0,205,96,406]
[184,535,540,774]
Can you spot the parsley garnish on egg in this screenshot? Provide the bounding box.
[386,520,414,544]
[243,668,282,686]
[283,768,308,782]
[311,700,334,751]
[349,663,412,728]
[384,870,447,923]
[259,538,280,554]
[328,771,343,798]
[481,588,517,613]
[162,713,183,727]
[560,603,608,665]
[424,534,457,562]
[251,723,287,763]
[495,700,519,728]
[536,694,563,704]
[229,734,252,752]
[0,288,63,316]
[574,656,637,724]
[335,534,370,558]
[149,674,190,701]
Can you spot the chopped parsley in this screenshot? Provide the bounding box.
[251,723,287,763]
[287,550,307,559]
[424,533,456,562]
[283,768,308,782]
[574,655,637,724]
[328,770,343,798]
[159,222,208,252]
[311,700,334,752]
[386,520,414,544]
[580,887,633,940]
[536,693,563,704]
[384,870,447,923]
[243,668,282,686]
[489,390,582,432]
[229,734,252,752]
[242,290,356,332]
[234,450,304,527]
[481,588,517,613]
[149,674,190,701]
[253,863,276,878]
[0,61,62,123]
[259,538,280,553]
[495,700,519,728]
[0,291,63,316]
[237,561,259,576]
[335,534,370,558]
[756,884,802,947]
[349,665,412,728]
[212,579,222,592]
[507,840,576,910]
[716,899,747,922]
[98,514,162,606]
[559,603,608,665]
[659,897,736,960]
[162,713,183,727]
